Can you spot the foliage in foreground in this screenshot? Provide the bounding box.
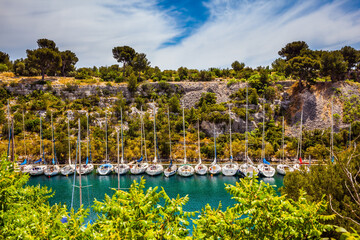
[0,155,355,239]
[92,178,194,239]
[193,177,335,239]
[281,146,360,234]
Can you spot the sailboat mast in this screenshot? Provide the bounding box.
[167,107,172,160]
[51,112,55,165]
[11,119,14,163]
[140,107,143,157]
[142,111,148,162]
[78,119,82,206]
[22,110,26,159]
[7,101,10,160]
[229,105,232,162]
[105,112,108,162]
[86,113,89,160]
[299,108,303,159]
[262,99,265,160]
[40,116,42,160]
[68,113,71,165]
[282,116,285,164]
[121,108,124,164]
[117,128,120,190]
[331,97,334,160]
[182,103,187,164]
[153,103,157,163]
[214,123,217,162]
[197,119,201,163]
[245,85,248,162]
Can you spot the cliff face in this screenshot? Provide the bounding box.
[4,78,359,136]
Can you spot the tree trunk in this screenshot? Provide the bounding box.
[41,67,45,80]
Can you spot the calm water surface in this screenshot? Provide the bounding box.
[27,173,284,220]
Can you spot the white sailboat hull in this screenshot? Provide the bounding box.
[178,164,194,177]
[60,165,75,176]
[258,164,275,178]
[146,164,164,176]
[97,163,114,175]
[209,164,221,175]
[44,165,60,176]
[276,164,294,175]
[130,163,148,175]
[239,163,259,177]
[164,165,177,177]
[114,164,130,175]
[20,165,33,173]
[195,163,208,175]
[76,164,94,175]
[221,162,239,176]
[29,165,46,176]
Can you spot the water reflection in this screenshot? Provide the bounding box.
[27,172,284,215]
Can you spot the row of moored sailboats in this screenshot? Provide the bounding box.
[17,86,308,178]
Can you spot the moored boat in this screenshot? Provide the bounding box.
[146,103,164,176]
[222,106,238,176]
[195,119,207,175]
[178,103,194,177]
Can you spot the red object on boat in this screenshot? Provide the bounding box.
[299,157,309,165]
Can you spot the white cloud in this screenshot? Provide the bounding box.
[151,0,360,70]
[0,0,359,70]
[0,0,179,67]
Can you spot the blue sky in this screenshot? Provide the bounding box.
[0,0,360,70]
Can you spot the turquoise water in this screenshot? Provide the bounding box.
[27,172,284,220]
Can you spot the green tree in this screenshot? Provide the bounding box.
[177,66,188,80]
[320,51,347,82]
[281,148,360,232]
[0,51,12,69]
[340,46,359,71]
[60,50,78,77]
[286,56,320,86]
[132,53,150,80]
[168,95,181,113]
[197,92,217,108]
[231,61,245,72]
[112,46,136,76]
[26,39,62,80]
[127,73,138,93]
[193,176,335,239]
[278,41,309,61]
[92,178,193,239]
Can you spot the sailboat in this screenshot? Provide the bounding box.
[19,111,32,173]
[209,123,221,175]
[258,100,275,178]
[178,103,194,177]
[29,115,47,176]
[222,106,238,176]
[164,107,177,177]
[45,112,60,176]
[146,103,164,176]
[130,108,149,175]
[276,116,294,175]
[61,113,75,176]
[97,112,114,175]
[114,108,129,175]
[76,113,94,175]
[195,119,208,175]
[239,85,259,177]
[293,108,309,171]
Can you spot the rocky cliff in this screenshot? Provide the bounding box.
[3,77,359,137]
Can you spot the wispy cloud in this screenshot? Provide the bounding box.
[0,0,359,70]
[0,0,179,67]
[152,0,360,69]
